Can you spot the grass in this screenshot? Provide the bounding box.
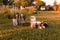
[0,11,60,40]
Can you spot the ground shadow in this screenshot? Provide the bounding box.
[23,22,30,26]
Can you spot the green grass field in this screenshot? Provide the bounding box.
[0,11,60,40]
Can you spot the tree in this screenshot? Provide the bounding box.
[2,0,14,5]
[32,0,45,6]
[0,0,2,5]
[32,0,45,10]
[3,0,8,5]
[14,0,31,7]
[8,0,14,5]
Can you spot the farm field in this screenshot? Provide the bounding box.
[0,11,60,40]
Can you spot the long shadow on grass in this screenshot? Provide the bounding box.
[21,22,30,26]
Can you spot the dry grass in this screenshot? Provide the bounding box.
[0,11,60,40]
[36,12,60,20]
